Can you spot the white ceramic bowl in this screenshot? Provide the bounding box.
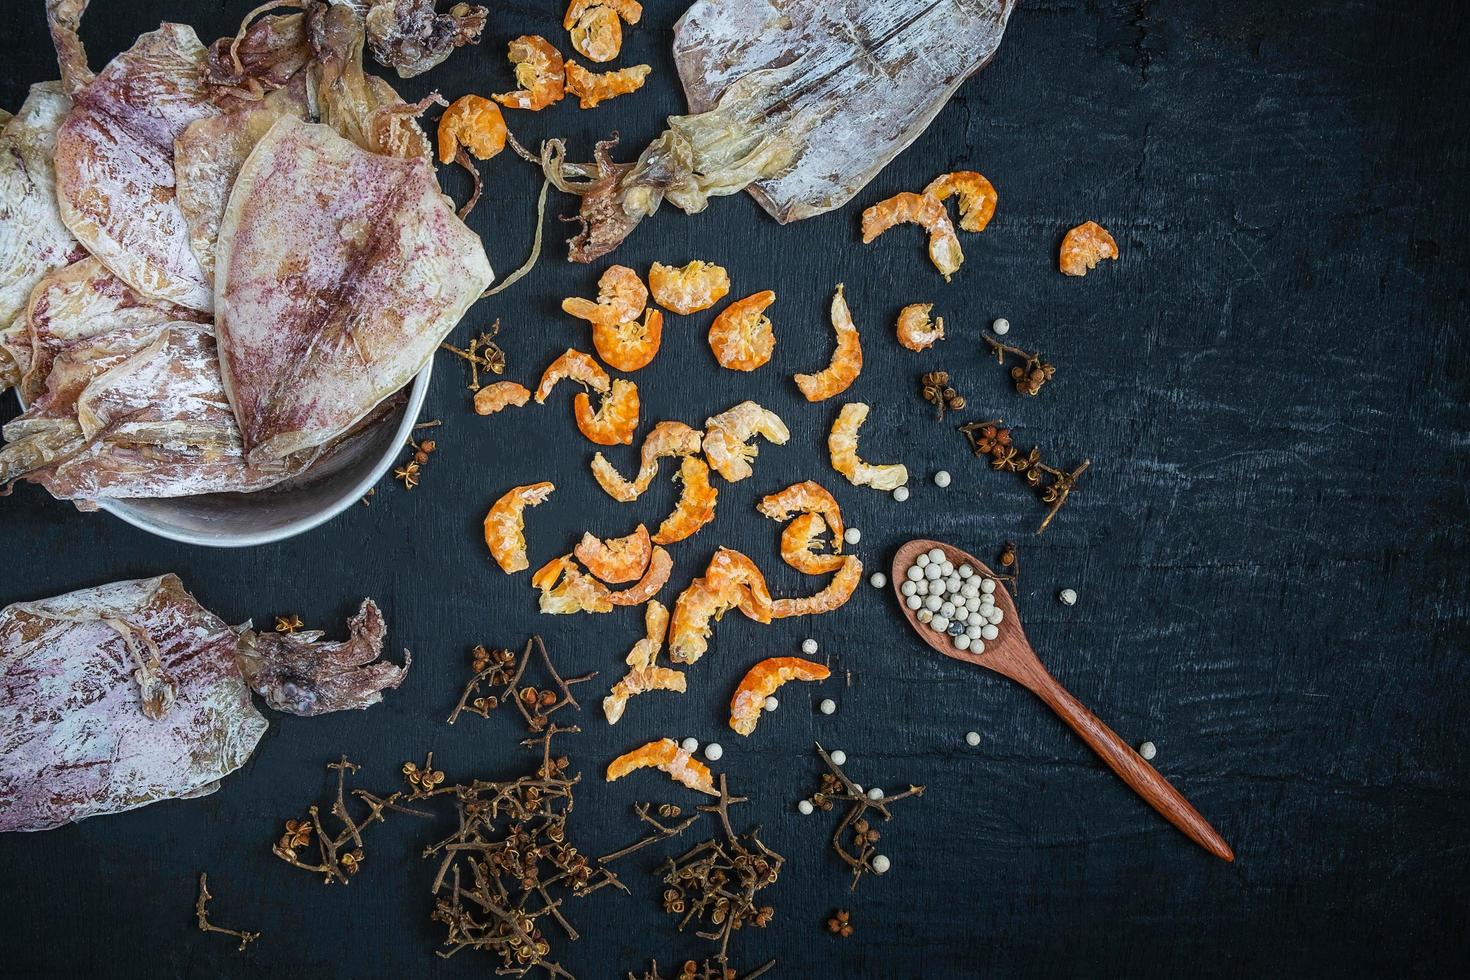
[12,365,430,548]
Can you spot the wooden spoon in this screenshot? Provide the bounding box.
[891,539,1234,862]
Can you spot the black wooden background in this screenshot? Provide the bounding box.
[2,1,1467,977]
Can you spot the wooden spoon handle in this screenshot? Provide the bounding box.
[1013,660,1235,862]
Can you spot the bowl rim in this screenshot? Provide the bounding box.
[12,362,431,549]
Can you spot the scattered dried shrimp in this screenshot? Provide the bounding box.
[861,191,964,280]
[648,260,731,315]
[794,284,862,401]
[708,290,777,371]
[483,482,555,574]
[895,302,944,352]
[729,657,831,736]
[828,402,909,491]
[606,737,716,795]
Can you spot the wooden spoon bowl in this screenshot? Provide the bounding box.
[891,539,1234,862]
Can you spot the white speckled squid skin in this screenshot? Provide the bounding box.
[0,82,84,389]
[0,575,268,834]
[671,0,1016,223]
[214,116,493,463]
[52,24,221,312]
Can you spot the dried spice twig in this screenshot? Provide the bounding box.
[918,370,966,420]
[195,873,260,952]
[448,636,596,731]
[628,960,776,980]
[441,320,507,391]
[807,744,924,891]
[958,420,1090,533]
[598,803,701,864]
[983,332,1056,395]
[272,756,405,884]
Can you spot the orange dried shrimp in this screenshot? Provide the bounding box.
[591,421,703,502]
[924,171,998,233]
[531,555,614,615]
[702,401,789,482]
[574,524,651,583]
[756,480,845,546]
[794,284,862,402]
[565,62,651,109]
[729,657,831,736]
[829,402,909,491]
[574,379,640,446]
[535,348,609,404]
[896,303,944,352]
[606,737,716,795]
[493,36,565,111]
[772,555,864,619]
[780,512,846,576]
[707,290,777,371]
[607,545,673,606]
[593,308,662,372]
[483,482,555,574]
[564,0,643,31]
[1059,220,1119,276]
[565,0,642,63]
[861,191,964,281]
[474,381,531,415]
[562,265,648,328]
[652,456,718,545]
[603,600,685,724]
[648,260,731,315]
[669,548,773,665]
[436,95,507,165]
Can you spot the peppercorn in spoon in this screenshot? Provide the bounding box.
[891,539,1234,862]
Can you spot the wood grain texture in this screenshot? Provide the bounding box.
[1,0,1468,977]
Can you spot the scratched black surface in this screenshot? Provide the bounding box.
[2,1,1467,977]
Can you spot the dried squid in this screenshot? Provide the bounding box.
[603,600,685,725]
[0,575,407,833]
[363,0,488,79]
[214,116,492,462]
[545,0,1017,261]
[0,81,83,392]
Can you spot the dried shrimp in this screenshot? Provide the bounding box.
[592,308,662,372]
[780,513,846,576]
[565,0,638,63]
[924,171,998,232]
[861,191,964,281]
[561,265,648,328]
[896,303,944,352]
[574,524,651,583]
[652,456,718,545]
[669,548,773,665]
[473,381,531,415]
[756,480,845,546]
[606,737,716,795]
[707,290,777,371]
[493,35,565,111]
[535,348,610,403]
[702,401,789,482]
[483,482,555,574]
[648,260,731,315]
[772,555,864,619]
[603,600,684,724]
[729,657,831,736]
[531,555,614,615]
[607,545,673,606]
[794,284,862,401]
[574,378,640,446]
[565,62,651,109]
[828,402,909,491]
[590,421,703,502]
[436,95,507,165]
[1059,220,1119,276]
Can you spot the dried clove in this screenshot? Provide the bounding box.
[195,873,260,952]
[983,333,1056,396]
[806,744,924,891]
[825,909,854,938]
[958,419,1090,533]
